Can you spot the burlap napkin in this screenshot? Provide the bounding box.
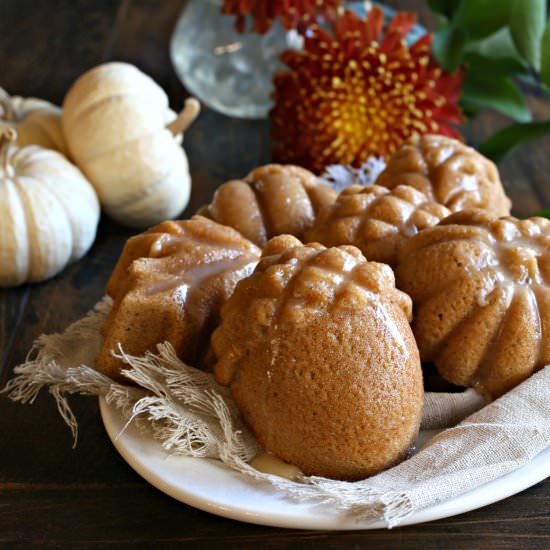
[4,297,549,528]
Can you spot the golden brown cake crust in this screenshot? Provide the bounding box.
[213,236,423,480]
[97,215,261,382]
[306,184,451,266]
[376,135,512,216]
[396,209,550,401]
[198,164,337,246]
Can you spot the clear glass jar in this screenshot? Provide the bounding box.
[170,1,425,119]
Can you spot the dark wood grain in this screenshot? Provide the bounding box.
[0,0,123,103]
[0,286,29,382]
[0,0,549,548]
[1,481,549,549]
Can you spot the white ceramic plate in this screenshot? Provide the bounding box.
[100,397,550,530]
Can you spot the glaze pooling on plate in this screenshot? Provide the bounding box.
[100,397,550,530]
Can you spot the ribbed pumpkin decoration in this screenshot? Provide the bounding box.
[62,62,199,227]
[0,87,68,155]
[0,129,99,286]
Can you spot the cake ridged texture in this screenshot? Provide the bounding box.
[97,216,261,381]
[306,184,451,266]
[376,135,512,216]
[396,209,550,401]
[198,164,337,246]
[213,235,423,480]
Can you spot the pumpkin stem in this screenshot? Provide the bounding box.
[0,128,16,170]
[166,97,201,136]
[0,88,16,121]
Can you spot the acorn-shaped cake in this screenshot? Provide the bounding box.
[97,216,261,381]
[198,164,337,246]
[376,134,511,216]
[306,184,451,267]
[213,235,423,480]
[396,209,550,401]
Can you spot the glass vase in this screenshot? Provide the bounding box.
[170,1,425,119]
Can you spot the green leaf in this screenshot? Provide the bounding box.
[542,18,550,88]
[426,0,461,19]
[462,72,532,122]
[464,28,529,74]
[535,208,550,219]
[453,0,512,39]
[435,14,450,32]
[464,52,528,76]
[478,120,550,163]
[509,0,546,69]
[459,99,484,118]
[433,25,467,72]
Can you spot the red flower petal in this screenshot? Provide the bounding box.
[381,11,417,53]
[221,0,345,34]
[271,8,465,172]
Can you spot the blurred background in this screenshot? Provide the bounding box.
[2,0,549,219]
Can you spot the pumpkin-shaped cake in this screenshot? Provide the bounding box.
[213,235,423,480]
[198,164,337,246]
[97,216,261,381]
[376,134,511,216]
[396,209,550,401]
[306,184,451,267]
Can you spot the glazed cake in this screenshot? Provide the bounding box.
[396,209,550,400]
[97,215,261,381]
[306,184,451,266]
[198,164,337,246]
[213,235,423,480]
[376,134,511,216]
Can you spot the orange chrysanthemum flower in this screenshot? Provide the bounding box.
[221,0,344,34]
[271,7,465,173]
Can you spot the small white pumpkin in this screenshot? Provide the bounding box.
[0,129,100,287]
[0,87,68,156]
[62,62,200,228]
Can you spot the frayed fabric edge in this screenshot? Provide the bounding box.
[109,343,261,463]
[1,297,115,446]
[0,295,419,527]
[6,297,545,530]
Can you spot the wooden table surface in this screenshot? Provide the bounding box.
[1,1,549,548]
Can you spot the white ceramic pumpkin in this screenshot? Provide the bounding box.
[0,87,68,156]
[0,129,100,287]
[62,62,200,228]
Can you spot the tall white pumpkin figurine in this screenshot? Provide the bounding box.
[62,62,200,227]
[0,128,100,287]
